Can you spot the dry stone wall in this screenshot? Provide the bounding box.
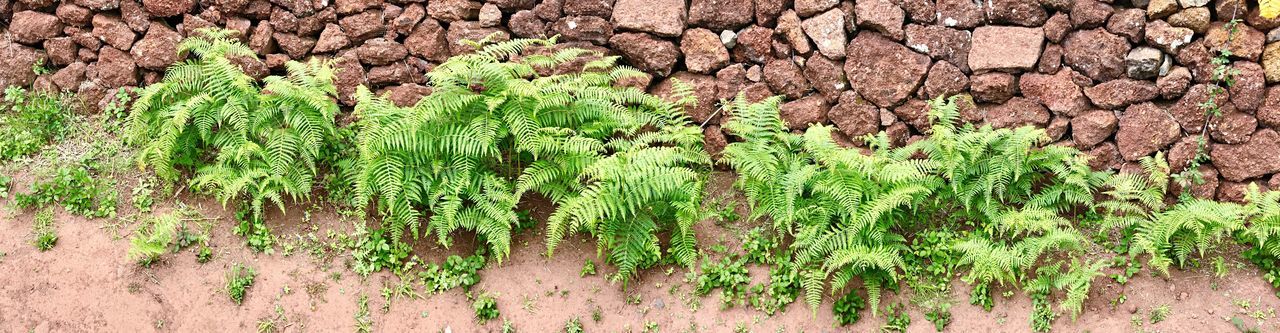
[2,0,1280,201]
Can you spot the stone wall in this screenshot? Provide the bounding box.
[2,0,1280,201]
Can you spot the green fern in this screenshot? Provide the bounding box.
[352,37,701,271]
[126,28,339,219]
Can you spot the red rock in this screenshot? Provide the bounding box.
[11,11,63,45]
[120,0,150,32]
[405,19,450,62]
[688,0,754,31]
[297,8,337,36]
[1063,29,1131,82]
[333,54,366,105]
[1260,86,1280,128]
[968,26,1044,72]
[843,32,930,108]
[855,0,905,40]
[533,0,563,20]
[562,0,611,17]
[970,72,1017,103]
[142,0,192,16]
[1106,9,1146,43]
[336,0,382,15]
[44,38,77,66]
[731,25,773,64]
[904,24,970,73]
[651,72,720,124]
[1071,0,1113,28]
[550,16,613,45]
[754,0,785,26]
[1211,129,1280,181]
[1044,13,1071,43]
[50,62,87,91]
[1144,20,1194,54]
[0,42,46,89]
[983,97,1050,129]
[356,38,408,66]
[612,0,685,37]
[795,0,839,17]
[1084,79,1158,109]
[1038,44,1064,74]
[1046,115,1070,141]
[804,55,847,101]
[1176,40,1216,83]
[780,95,830,130]
[393,4,426,35]
[427,0,480,22]
[776,11,812,55]
[1230,61,1266,112]
[265,54,290,70]
[368,62,424,86]
[56,3,94,26]
[714,64,747,101]
[704,125,728,159]
[248,24,275,55]
[1116,102,1181,161]
[609,33,678,76]
[92,14,136,50]
[1167,136,1208,173]
[1087,142,1122,170]
[985,0,1047,26]
[1158,67,1193,99]
[681,28,729,74]
[802,9,847,59]
[312,24,350,54]
[1211,112,1258,144]
[130,25,182,70]
[1216,180,1261,204]
[73,0,120,11]
[902,0,935,23]
[923,61,968,99]
[96,47,137,88]
[1072,110,1118,147]
[829,91,881,139]
[479,3,503,27]
[1170,84,1220,132]
[445,21,510,55]
[1206,22,1265,61]
[892,99,931,132]
[273,32,315,59]
[228,54,267,80]
[509,10,547,38]
[340,10,387,42]
[934,0,984,29]
[764,58,811,99]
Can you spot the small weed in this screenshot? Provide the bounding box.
[31,207,57,251]
[473,292,500,322]
[1150,304,1171,324]
[355,294,372,333]
[581,260,597,276]
[564,317,584,333]
[226,263,257,305]
[15,164,117,218]
[833,291,866,326]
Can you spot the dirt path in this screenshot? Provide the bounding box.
[2,175,1280,332]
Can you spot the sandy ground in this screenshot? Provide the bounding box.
[2,171,1280,333]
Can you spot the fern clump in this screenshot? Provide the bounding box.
[352,36,705,273]
[723,95,1111,329]
[126,28,340,219]
[721,94,933,314]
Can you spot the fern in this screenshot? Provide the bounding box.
[353,37,704,271]
[126,28,339,219]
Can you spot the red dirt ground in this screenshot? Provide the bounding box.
[2,172,1279,332]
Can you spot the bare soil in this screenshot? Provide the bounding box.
[2,170,1279,333]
